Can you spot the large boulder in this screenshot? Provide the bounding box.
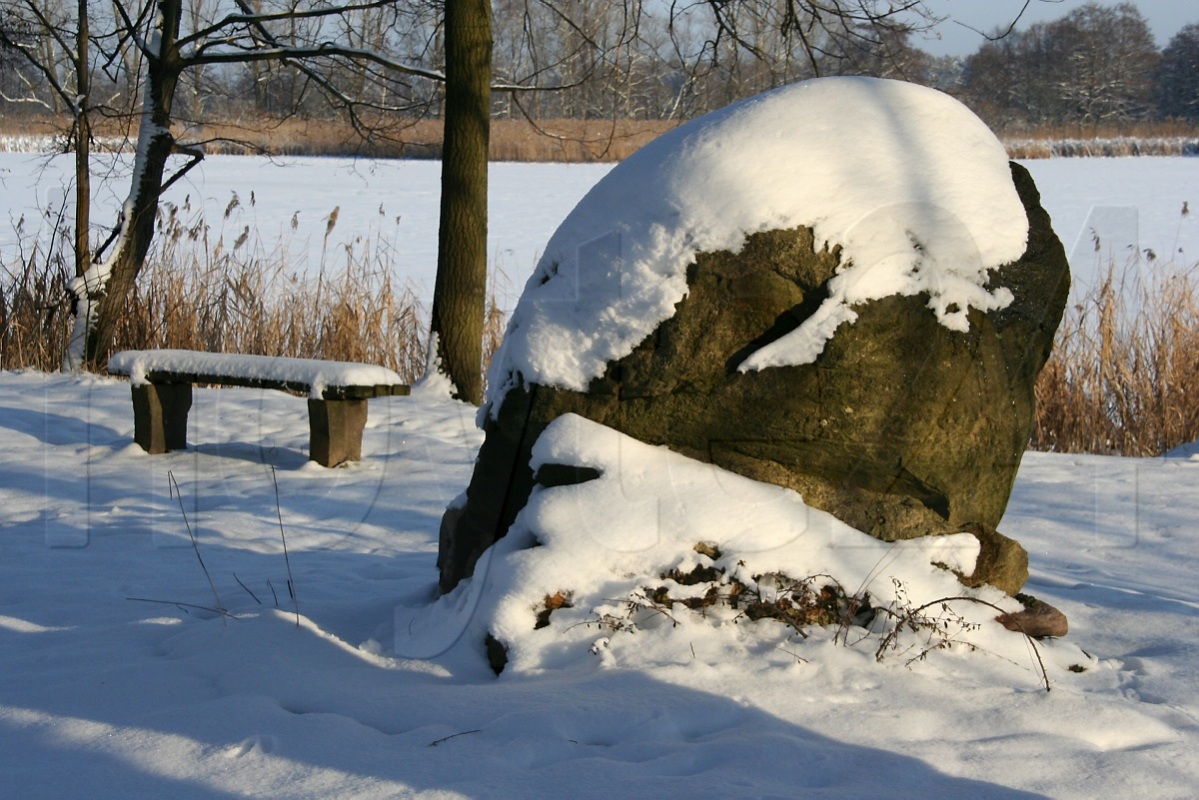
[438,78,1069,597]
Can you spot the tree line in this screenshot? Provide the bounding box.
[4,2,1197,132]
[0,0,937,127]
[957,2,1199,129]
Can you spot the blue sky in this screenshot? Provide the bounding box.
[914,0,1195,56]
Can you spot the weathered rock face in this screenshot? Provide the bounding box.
[439,163,1069,596]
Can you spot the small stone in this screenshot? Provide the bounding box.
[996,597,1069,638]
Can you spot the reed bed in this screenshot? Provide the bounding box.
[0,223,74,371]
[119,218,430,381]
[0,115,679,162]
[1032,257,1199,456]
[998,120,1199,159]
[7,188,1199,456]
[5,113,1198,161]
[2,203,434,382]
[1004,137,1199,159]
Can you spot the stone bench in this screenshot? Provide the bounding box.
[108,349,410,467]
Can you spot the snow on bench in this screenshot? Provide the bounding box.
[108,349,410,467]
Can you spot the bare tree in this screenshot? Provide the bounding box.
[663,0,937,116]
[73,0,90,281]
[1156,22,1199,122]
[1049,2,1158,128]
[1,0,94,278]
[4,0,447,370]
[961,2,1159,130]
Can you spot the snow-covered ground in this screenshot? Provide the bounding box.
[1,371,1197,798]
[3,97,1199,796]
[3,151,1198,307]
[0,153,611,311]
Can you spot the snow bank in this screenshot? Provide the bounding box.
[109,349,406,398]
[487,77,1028,412]
[405,414,1048,677]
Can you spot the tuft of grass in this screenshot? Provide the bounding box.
[0,213,75,371]
[108,197,430,380]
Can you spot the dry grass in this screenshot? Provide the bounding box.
[1005,137,1199,159]
[1032,259,1199,456]
[0,114,679,162]
[1,202,440,382]
[0,226,74,371]
[998,121,1199,159]
[487,119,677,162]
[6,112,1198,161]
[114,212,431,381]
[190,117,678,162]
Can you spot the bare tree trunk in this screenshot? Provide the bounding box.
[39,32,64,114]
[65,0,184,370]
[430,0,491,404]
[73,0,90,280]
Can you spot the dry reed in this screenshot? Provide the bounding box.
[117,203,432,380]
[177,118,679,162]
[1032,255,1199,456]
[0,114,679,162]
[0,222,74,371]
[1,201,440,382]
[7,113,1199,161]
[997,121,1199,158]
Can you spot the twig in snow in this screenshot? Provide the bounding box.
[168,471,226,625]
[876,593,1051,692]
[127,596,239,619]
[428,730,482,747]
[234,573,262,604]
[270,467,300,626]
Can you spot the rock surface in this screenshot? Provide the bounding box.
[439,162,1069,597]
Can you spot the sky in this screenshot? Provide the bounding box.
[914,0,1196,56]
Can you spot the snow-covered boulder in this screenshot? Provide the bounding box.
[439,77,1069,597]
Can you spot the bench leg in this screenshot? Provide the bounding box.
[308,398,367,467]
[131,383,192,453]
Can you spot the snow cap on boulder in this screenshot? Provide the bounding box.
[487,76,1030,412]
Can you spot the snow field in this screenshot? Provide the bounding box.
[1,371,1198,797]
[3,93,1199,796]
[3,151,1197,316]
